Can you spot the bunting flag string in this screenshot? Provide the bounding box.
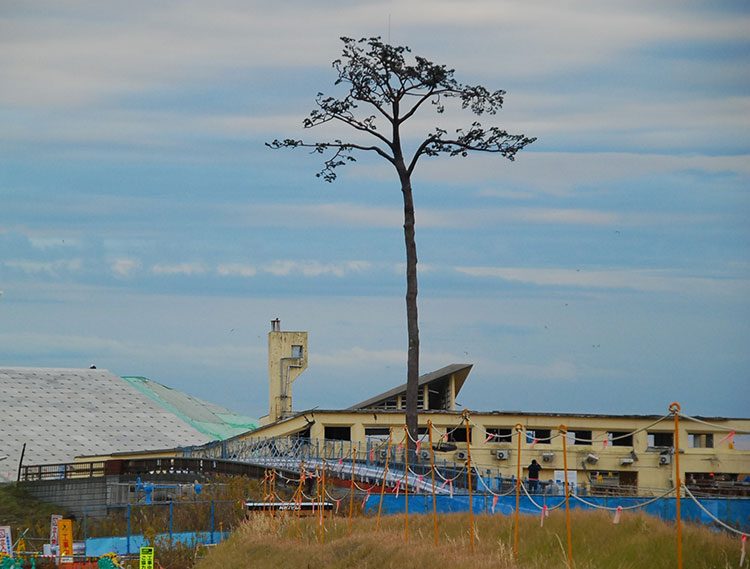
[336,499,341,514]
[718,430,736,447]
[740,535,746,568]
[613,505,622,524]
[369,449,375,461]
[395,480,401,499]
[362,490,371,509]
[449,480,454,498]
[492,495,498,514]
[540,505,548,527]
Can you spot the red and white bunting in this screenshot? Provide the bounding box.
[492,495,498,513]
[540,505,548,527]
[740,535,746,568]
[613,505,622,524]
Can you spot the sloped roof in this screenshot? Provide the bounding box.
[348,363,472,410]
[121,376,257,439]
[0,367,255,482]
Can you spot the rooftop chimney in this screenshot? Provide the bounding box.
[271,318,281,332]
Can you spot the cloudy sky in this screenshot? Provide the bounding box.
[1,1,748,421]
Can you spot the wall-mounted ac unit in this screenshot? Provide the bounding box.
[658,454,671,466]
[378,449,388,459]
[620,458,634,466]
[585,454,599,464]
[419,450,431,461]
[542,452,555,463]
[456,450,469,461]
[494,449,511,461]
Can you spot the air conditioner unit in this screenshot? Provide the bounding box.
[542,452,555,463]
[456,450,469,461]
[419,450,431,461]
[378,449,388,459]
[620,458,634,466]
[494,449,511,461]
[585,454,599,464]
[658,454,671,466]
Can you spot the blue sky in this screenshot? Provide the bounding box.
[1,1,748,420]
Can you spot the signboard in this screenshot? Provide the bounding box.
[58,519,74,564]
[0,526,12,556]
[140,546,155,569]
[50,514,63,547]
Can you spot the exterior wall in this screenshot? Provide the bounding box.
[265,330,308,424]
[239,410,750,491]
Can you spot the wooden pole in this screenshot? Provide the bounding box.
[427,420,438,548]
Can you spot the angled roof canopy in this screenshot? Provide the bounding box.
[348,363,472,412]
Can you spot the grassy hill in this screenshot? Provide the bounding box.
[196,509,743,569]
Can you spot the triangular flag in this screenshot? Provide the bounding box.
[369,449,375,461]
[492,495,498,513]
[485,433,493,443]
[613,505,622,524]
[416,441,421,453]
[418,475,424,489]
[449,480,454,498]
[395,480,401,499]
[336,499,341,514]
[440,480,448,490]
[602,440,608,450]
[530,438,539,447]
[338,458,343,467]
[718,430,735,446]
[740,535,746,568]
[540,505,548,526]
[362,491,371,509]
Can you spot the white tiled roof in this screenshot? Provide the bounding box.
[0,367,214,482]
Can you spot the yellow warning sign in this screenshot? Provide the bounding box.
[139,546,154,569]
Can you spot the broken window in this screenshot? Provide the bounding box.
[324,426,351,441]
[608,431,634,447]
[526,429,551,444]
[688,433,714,449]
[565,430,592,445]
[647,432,673,448]
[486,428,513,443]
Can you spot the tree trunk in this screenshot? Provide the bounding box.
[399,168,419,451]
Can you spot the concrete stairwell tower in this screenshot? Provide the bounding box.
[265,318,308,424]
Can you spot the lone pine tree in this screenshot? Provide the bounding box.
[268,36,535,448]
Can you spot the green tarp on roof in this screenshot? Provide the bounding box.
[121,376,257,440]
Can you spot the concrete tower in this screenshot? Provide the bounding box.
[264,318,308,424]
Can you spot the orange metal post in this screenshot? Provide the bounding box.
[404,425,409,542]
[376,428,393,532]
[514,423,523,557]
[427,420,439,548]
[670,402,682,569]
[560,425,574,569]
[463,410,475,553]
[349,449,356,536]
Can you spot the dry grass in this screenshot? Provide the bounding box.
[195,509,743,569]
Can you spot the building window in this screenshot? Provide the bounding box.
[566,430,592,445]
[689,433,714,449]
[647,432,673,448]
[291,345,304,358]
[324,426,351,441]
[526,429,551,444]
[450,427,472,443]
[608,431,634,447]
[486,428,513,443]
[364,427,390,443]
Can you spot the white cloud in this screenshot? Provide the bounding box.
[263,260,372,277]
[455,266,750,297]
[151,262,207,276]
[111,258,141,278]
[217,263,256,277]
[3,259,83,274]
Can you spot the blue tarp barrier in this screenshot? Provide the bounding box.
[364,493,750,532]
[85,530,228,556]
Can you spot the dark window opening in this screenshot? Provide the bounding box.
[569,430,592,445]
[648,432,673,448]
[324,426,351,441]
[689,433,714,449]
[608,431,633,446]
[526,429,551,444]
[450,427,472,443]
[486,428,513,443]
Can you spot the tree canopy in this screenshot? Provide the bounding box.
[269,36,535,445]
